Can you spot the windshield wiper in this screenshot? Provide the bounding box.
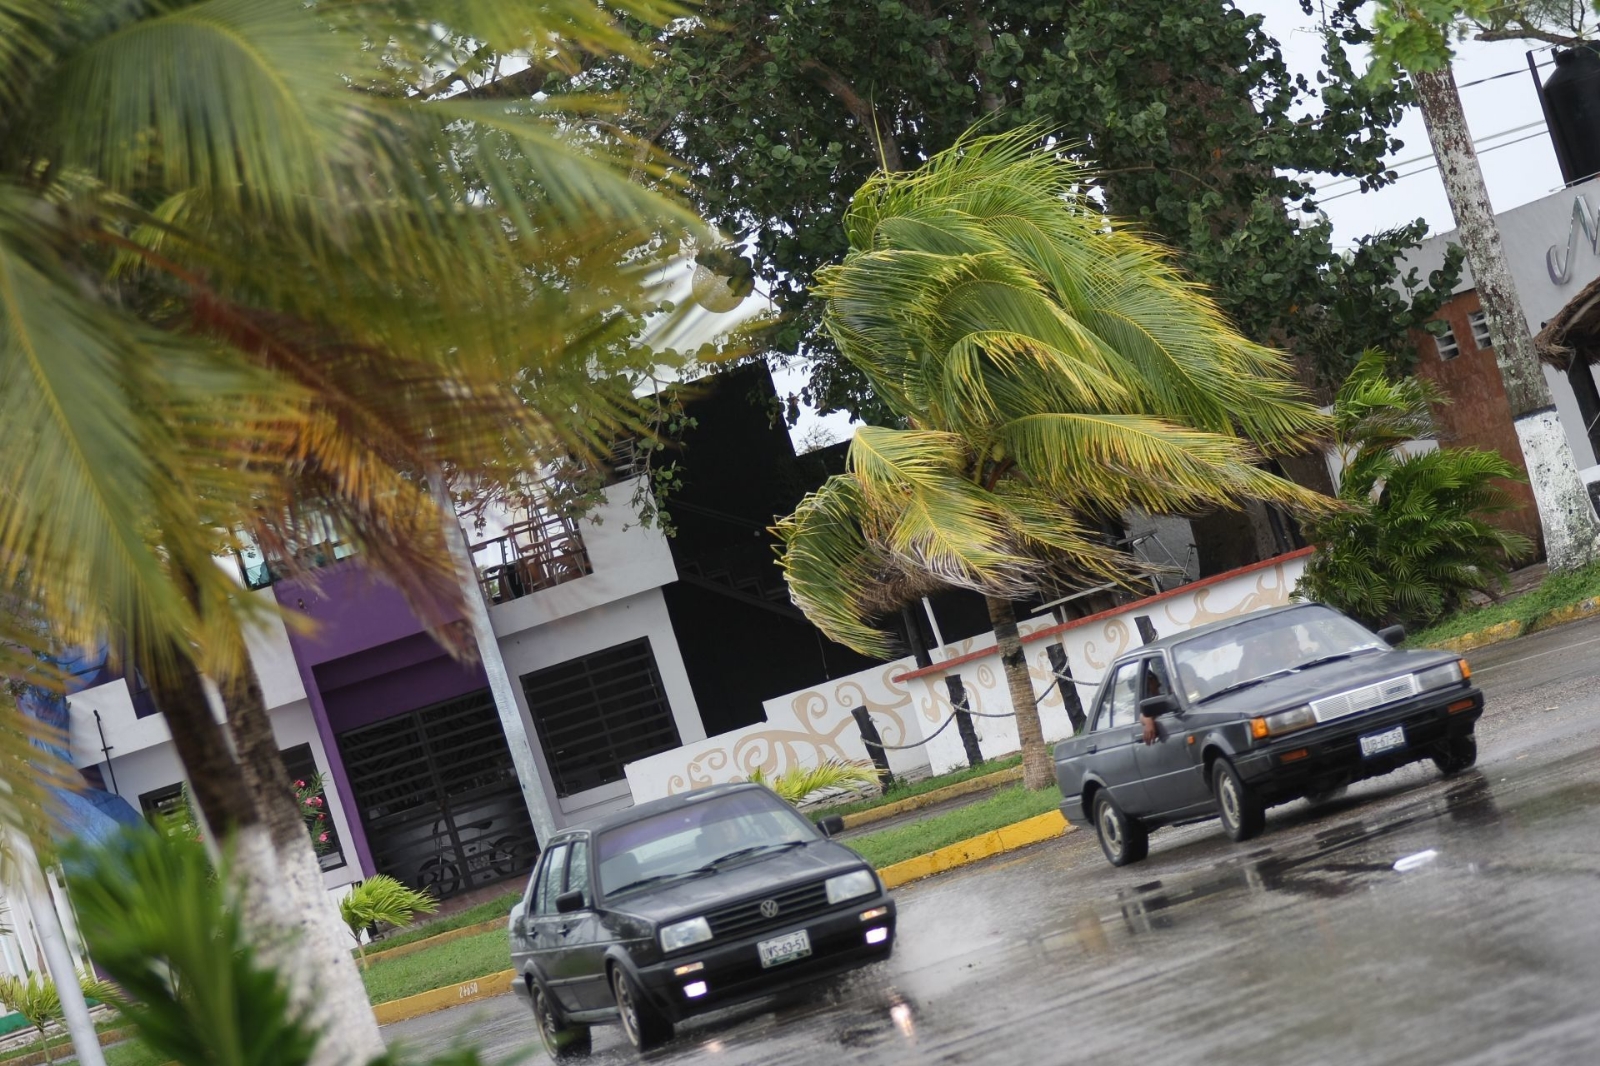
[1198,668,1297,704]
[606,869,713,897]
[699,840,806,871]
[1291,651,1368,672]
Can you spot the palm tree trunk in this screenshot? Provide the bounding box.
[1413,64,1600,570]
[222,665,387,1066]
[984,596,1052,789]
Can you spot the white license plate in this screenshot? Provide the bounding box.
[757,929,812,968]
[1359,725,1406,758]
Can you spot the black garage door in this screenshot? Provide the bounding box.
[339,689,538,899]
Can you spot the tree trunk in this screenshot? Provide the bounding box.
[222,666,387,1066]
[1413,65,1600,570]
[985,596,1051,789]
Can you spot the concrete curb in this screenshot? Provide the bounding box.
[1430,595,1600,653]
[839,766,1025,830]
[877,810,1071,889]
[372,969,517,1026]
[362,917,506,964]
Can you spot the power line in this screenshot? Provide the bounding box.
[1313,120,1548,192]
[1316,128,1552,203]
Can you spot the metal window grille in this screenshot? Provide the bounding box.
[1469,310,1492,350]
[519,638,682,798]
[1436,325,1461,361]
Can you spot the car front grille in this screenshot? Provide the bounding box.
[1310,675,1420,723]
[705,880,831,939]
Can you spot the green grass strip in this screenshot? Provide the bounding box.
[846,783,1062,869]
[361,927,511,1005]
[815,755,1023,819]
[362,890,521,957]
[1408,561,1600,647]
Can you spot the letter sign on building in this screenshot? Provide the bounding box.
[1548,194,1600,285]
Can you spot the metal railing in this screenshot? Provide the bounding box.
[470,513,592,604]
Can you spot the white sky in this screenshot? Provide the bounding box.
[759,1,1571,449]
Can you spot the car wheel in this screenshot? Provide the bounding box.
[531,980,591,1059]
[611,965,672,1052]
[1432,733,1478,776]
[1212,759,1266,842]
[1093,791,1149,867]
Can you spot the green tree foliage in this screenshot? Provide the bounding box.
[747,760,882,805]
[340,876,440,970]
[1297,352,1531,628]
[0,972,119,1064]
[571,0,1462,420]
[774,132,1331,787]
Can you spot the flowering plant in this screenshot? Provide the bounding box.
[294,773,333,855]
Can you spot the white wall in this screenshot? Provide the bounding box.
[488,479,679,638]
[497,587,705,824]
[1399,175,1600,468]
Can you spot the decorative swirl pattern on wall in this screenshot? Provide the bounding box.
[1162,563,1292,629]
[1082,618,1132,670]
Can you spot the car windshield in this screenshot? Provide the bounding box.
[1172,605,1386,704]
[596,790,816,899]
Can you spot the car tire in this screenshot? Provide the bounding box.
[1432,733,1478,776]
[1212,759,1266,842]
[1093,791,1149,867]
[611,964,672,1052]
[531,980,591,1059]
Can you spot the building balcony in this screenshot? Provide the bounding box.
[471,514,593,606]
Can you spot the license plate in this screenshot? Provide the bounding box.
[757,929,811,968]
[1359,725,1406,758]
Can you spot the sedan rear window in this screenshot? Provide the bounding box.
[597,790,817,899]
[1173,605,1385,704]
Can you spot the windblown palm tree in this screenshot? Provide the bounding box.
[1,1,699,1061]
[775,130,1332,790]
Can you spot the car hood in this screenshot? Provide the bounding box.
[602,840,870,924]
[1192,647,1461,718]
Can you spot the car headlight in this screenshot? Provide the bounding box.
[659,917,712,953]
[1416,659,1469,690]
[825,869,877,905]
[1249,705,1316,739]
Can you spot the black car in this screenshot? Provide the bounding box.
[508,782,896,1055]
[1054,602,1484,867]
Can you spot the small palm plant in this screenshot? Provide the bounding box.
[339,876,439,970]
[0,972,119,1065]
[747,760,882,806]
[1297,351,1532,627]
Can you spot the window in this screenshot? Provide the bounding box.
[139,783,188,834]
[1469,310,1492,350]
[534,844,570,915]
[1144,657,1173,703]
[1095,661,1142,730]
[1435,324,1461,361]
[565,839,591,908]
[282,743,345,871]
[520,639,682,797]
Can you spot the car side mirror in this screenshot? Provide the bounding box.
[1139,693,1179,717]
[555,890,585,914]
[815,814,845,838]
[509,900,526,932]
[1377,625,1406,647]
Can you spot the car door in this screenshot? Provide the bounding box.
[547,837,611,1010]
[525,842,573,1006]
[1131,655,1211,814]
[1086,659,1153,814]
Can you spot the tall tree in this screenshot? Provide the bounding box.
[1367,0,1600,569]
[774,132,1331,789]
[567,0,1460,422]
[0,1,699,1061]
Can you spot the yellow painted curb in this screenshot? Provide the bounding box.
[373,969,517,1026]
[877,810,1071,889]
[840,766,1025,830]
[362,917,506,964]
[1429,596,1600,654]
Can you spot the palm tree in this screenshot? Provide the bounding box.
[774,130,1332,790]
[339,876,439,970]
[1,2,699,1061]
[1298,351,1531,628]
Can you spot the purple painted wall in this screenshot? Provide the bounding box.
[274,561,488,876]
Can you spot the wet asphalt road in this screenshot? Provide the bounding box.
[383,616,1600,1066]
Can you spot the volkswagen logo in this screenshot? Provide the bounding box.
[759,899,781,919]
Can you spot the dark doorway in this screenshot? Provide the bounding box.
[338,690,538,900]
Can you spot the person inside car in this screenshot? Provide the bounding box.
[1139,660,1174,745]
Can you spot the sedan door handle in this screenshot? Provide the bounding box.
[1086,744,1098,754]
[557,924,574,937]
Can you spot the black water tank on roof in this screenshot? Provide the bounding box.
[1543,44,1600,185]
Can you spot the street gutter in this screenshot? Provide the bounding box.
[1426,595,1600,653]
